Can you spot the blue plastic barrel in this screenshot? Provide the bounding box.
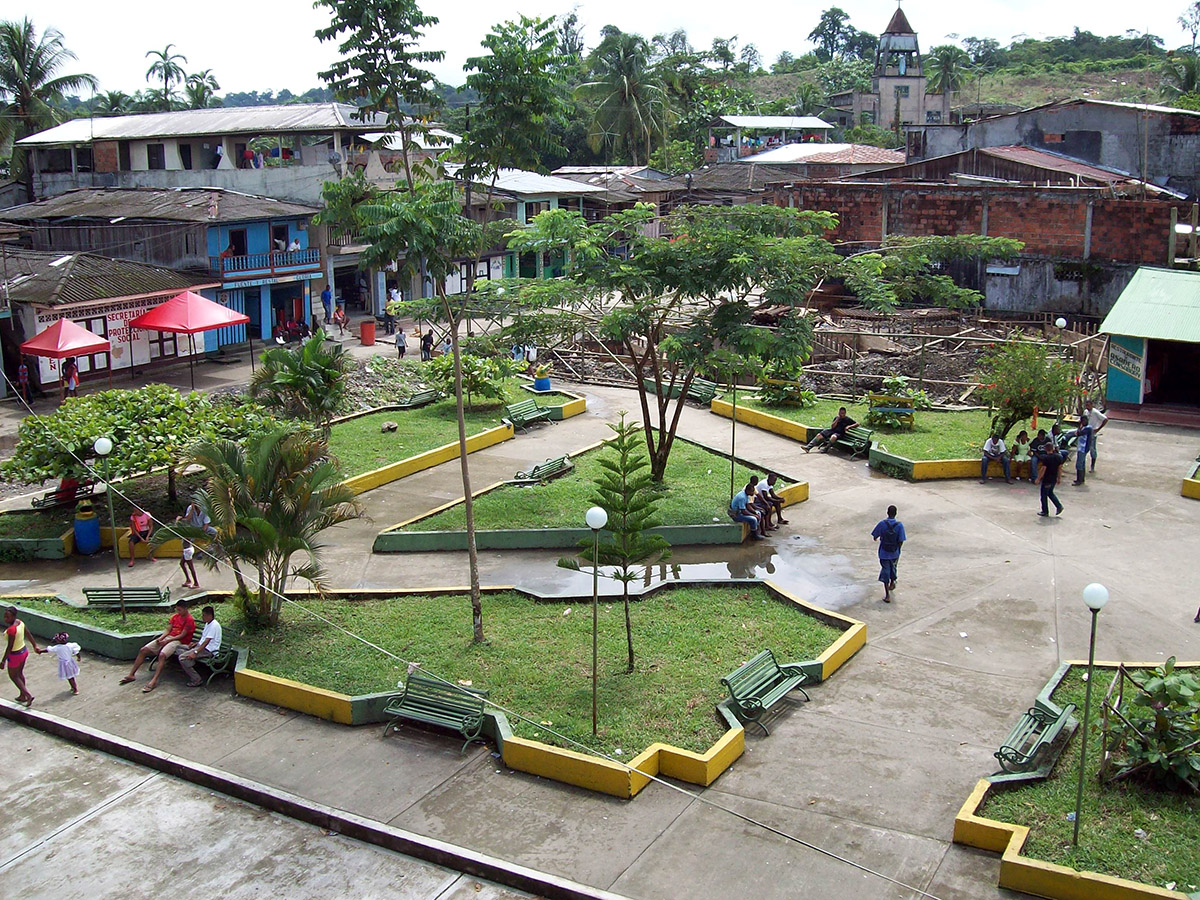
[533,377,551,392]
[73,501,101,555]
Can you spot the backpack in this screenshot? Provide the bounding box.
[880,521,901,553]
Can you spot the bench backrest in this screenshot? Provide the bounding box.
[722,649,784,698]
[506,399,540,417]
[404,672,486,714]
[846,425,873,439]
[868,393,914,410]
[84,588,166,601]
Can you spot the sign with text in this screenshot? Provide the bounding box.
[1108,340,1143,381]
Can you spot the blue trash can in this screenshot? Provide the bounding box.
[533,377,551,392]
[73,500,101,555]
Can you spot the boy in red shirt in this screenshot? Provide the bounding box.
[119,601,195,692]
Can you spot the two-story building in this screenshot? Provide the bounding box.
[1,187,323,342]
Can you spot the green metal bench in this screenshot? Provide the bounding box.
[82,586,172,608]
[721,649,810,735]
[868,392,916,428]
[504,398,554,432]
[32,481,97,509]
[831,424,874,459]
[149,640,238,689]
[687,378,718,405]
[383,671,489,753]
[993,704,1076,774]
[516,455,573,482]
[394,388,441,410]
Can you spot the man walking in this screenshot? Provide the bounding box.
[1037,443,1064,517]
[320,284,333,324]
[1084,399,1108,472]
[871,505,906,603]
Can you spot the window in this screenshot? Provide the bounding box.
[179,144,193,170]
[1043,133,1064,143]
[228,228,248,256]
[894,85,910,98]
[76,147,93,172]
[523,201,549,224]
[925,110,942,124]
[271,224,289,253]
[118,141,131,172]
[147,143,166,170]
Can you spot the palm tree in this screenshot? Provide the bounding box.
[925,44,972,96]
[793,81,828,118]
[577,30,666,165]
[93,90,131,115]
[1162,53,1200,101]
[0,18,97,200]
[168,425,361,627]
[144,43,187,110]
[184,69,220,109]
[249,330,349,436]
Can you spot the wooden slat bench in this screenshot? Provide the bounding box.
[149,641,238,689]
[504,398,554,432]
[82,586,172,609]
[516,455,573,482]
[720,649,810,735]
[993,704,1076,774]
[394,388,441,410]
[687,378,718,405]
[383,672,489,753]
[32,481,97,509]
[868,393,915,428]
[831,425,874,459]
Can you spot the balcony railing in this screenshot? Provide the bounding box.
[210,248,322,279]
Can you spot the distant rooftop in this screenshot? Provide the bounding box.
[0,187,319,224]
[740,143,905,165]
[716,116,833,131]
[17,103,394,146]
[2,247,216,308]
[446,165,606,198]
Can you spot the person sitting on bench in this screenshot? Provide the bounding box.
[747,475,778,530]
[127,506,156,568]
[756,473,789,526]
[178,605,222,688]
[980,434,1013,484]
[803,408,856,453]
[729,484,764,539]
[119,601,196,693]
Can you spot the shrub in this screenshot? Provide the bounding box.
[977,341,1074,441]
[1104,657,1200,793]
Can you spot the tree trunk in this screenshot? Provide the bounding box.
[623,581,634,674]
[167,466,177,505]
[442,290,484,643]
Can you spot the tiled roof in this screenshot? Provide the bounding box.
[742,143,906,165]
[883,7,915,34]
[552,170,680,203]
[978,146,1136,182]
[0,187,318,224]
[1,248,216,308]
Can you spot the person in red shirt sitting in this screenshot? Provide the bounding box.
[119,601,196,693]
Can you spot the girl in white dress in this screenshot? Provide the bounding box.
[39,632,81,694]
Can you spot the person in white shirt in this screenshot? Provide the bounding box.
[178,606,222,687]
[38,632,81,695]
[1083,399,1108,473]
[287,237,301,252]
[981,434,1013,484]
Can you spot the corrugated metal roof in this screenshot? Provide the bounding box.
[2,248,217,308]
[719,116,833,130]
[17,103,390,146]
[0,187,318,224]
[360,128,460,149]
[661,162,810,193]
[1101,267,1200,343]
[551,170,678,202]
[444,164,605,197]
[980,145,1135,182]
[741,143,905,165]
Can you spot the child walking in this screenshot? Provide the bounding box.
[39,632,81,694]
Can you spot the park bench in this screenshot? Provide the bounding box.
[993,704,1077,774]
[516,455,573,482]
[830,425,874,459]
[32,481,97,509]
[149,639,238,688]
[383,671,489,753]
[394,388,441,410]
[686,378,718,405]
[504,398,554,432]
[868,393,915,429]
[82,586,172,609]
[720,649,810,735]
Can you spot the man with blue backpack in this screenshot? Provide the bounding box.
[871,505,906,603]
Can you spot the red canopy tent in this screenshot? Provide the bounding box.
[20,318,113,398]
[128,291,253,389]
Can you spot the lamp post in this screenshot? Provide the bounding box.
[1073,582,1109,846]
[586,505,608,738]
[93,436,126,622]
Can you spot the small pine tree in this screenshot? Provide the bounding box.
[560,413,671,673]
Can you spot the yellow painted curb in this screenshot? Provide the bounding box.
[234,667,354,725]
[1182,476,1200,499]
[711,397,812,442]
[910,458,1031,480]
[558,396,587,419]
[341,422,514,496]
[954,778,1189,900]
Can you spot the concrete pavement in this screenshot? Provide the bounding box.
[4,379,1200,900]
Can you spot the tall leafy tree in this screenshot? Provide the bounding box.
[249,330,349,436]
[1162,52,1200,99]
[926,45,972,94]
[94,90,131,114]
[184,69,220,109]
[560,413,671,673]
[1182,3,1200,53]
[577,29,665,165]
[315,0,444,185]
[144,44,188,110]
[170,425,361,627]
[0,18,96,200]
[808,7,851,62]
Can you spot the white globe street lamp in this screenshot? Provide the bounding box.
[1055,317,1068,329]
[93,436,126,620]
[1073,582,1109,845]
[586,506,608,737]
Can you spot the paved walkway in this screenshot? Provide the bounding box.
[5,379,1200,900]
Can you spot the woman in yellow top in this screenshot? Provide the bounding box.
[3,606,41,706]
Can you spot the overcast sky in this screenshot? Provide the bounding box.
[15,0,1192,97]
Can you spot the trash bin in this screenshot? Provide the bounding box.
[73,500,101,555]
[360,320,376,346]
[533,377,552,392]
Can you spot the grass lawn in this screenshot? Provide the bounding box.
[329,382,573,479]
[37,587,842,755]
[982,668,1200,890]
[407,437,770,532]
[725,394,1034,461]
[26,598,174,634]
[0,472,206,540]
